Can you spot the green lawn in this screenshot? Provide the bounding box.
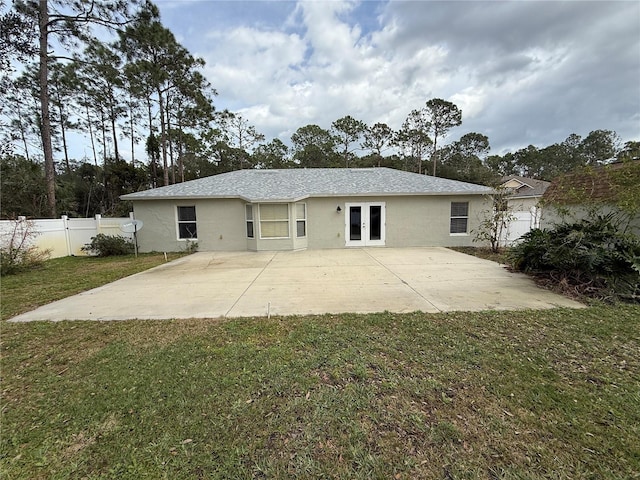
[1,255,639,479]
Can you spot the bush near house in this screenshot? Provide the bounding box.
[508,214,640,302]
[82,234,135,257]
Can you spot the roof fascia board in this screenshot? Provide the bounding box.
[305,191,494,198]
[121,194,251,202]
[508,194,542,199]
[123,191,494,202]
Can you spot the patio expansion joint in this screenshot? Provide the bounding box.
[224,252,277,317]
[361,249,442,313]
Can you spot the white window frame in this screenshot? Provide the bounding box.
[450,201,469,236]
[258,203,290,239]
[176,205,198,240]
[296,203,307,238]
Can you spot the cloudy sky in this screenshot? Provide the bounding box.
[156,0,638,155]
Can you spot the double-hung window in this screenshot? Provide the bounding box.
[177,206,197,239]
[259,204,289,238]
[450,202,469,234]
[296,203,306,237]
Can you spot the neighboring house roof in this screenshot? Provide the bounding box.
[121,168,494,202]
[543,160,640,205]
[500,176,550,198]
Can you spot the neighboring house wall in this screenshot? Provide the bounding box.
[541,204,640,235]
[132,195,490,252]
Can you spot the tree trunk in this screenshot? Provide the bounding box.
[431,150,437,176]
[157,87,169,186]
[100,109,108,212]
[100,109,108,166]
[129,93,135,165]
[54,79,70,174]
[432,132,438,176]
[146,95,153,135]
[167,105,175,184]
[146,95,157,187]
[85,103,97,166]
[16,103,31,162]
[109,97,119,161]
[38,0,56,217]
[178,114,184,183]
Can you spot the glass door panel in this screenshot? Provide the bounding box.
[349,206,362,241]
[369,205,381,241]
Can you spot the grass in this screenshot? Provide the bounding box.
[1,254,639,478]
[0,253,185,320]
[1,307,639,479]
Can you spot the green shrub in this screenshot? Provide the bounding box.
[1,245,50,276]
[82,234,134,257]
[508,214,640,302]
[507,228,552,272]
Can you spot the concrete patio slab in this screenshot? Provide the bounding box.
[9,247,583,322]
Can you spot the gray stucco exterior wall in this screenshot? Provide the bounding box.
[133,198,247,252]
[131,194,490,252]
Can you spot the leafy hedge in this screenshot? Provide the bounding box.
[508,214,640,302]
[82,234,134,257]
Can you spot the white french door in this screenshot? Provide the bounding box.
[345,202,386,247]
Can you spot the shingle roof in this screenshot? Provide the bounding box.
[501,176,550,198]
[121,168,493,202]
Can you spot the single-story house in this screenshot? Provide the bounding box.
[499,176,550,244]
[500,175,550,214]
[121,167,494,252]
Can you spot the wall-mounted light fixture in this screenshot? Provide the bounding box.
[336,206,342,213]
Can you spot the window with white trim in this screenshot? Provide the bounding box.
[246,204,254,238]
[296,203,306,237]
[450,202,469,234]
[259,204,289,238]
[177,206,197,239]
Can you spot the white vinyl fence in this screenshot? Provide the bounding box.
[501,206,541,246]
[0,214,135,258]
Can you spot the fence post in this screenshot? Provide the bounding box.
[61,215,72,256]
[95,214,102,235]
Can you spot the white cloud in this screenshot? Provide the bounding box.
[159,0,640,154]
